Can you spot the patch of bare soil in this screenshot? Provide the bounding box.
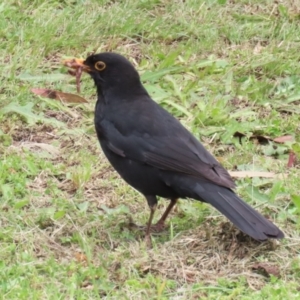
[11,124,57,143]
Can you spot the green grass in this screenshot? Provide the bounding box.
[1,0,300,298]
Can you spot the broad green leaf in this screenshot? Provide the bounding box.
[230,108,257,119]
[144,84,171,101]
[225,71,233,94]
[141,59,228,82]
[141,66,184,81]
[18,72,67,82]
[198,126,226,136]
[77,201,89,212]
[54,210,66,220]
[286,93,300,103]
[292,143,300,156]
[291,195,300,210]
[161,99,193,117]
[14,200,30,209]
[100,204,130,215]
[1,102,65,127]
[245,186,269,203]
[1,184,13,200]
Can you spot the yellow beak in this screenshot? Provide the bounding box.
[63,58,91,72]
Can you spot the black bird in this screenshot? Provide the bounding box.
[64,53,284,245]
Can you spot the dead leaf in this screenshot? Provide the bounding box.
[31,88,88,103]
[234,132,270,145]
[253,42,264,55]
[234,132,294,145]
[74,252,88,264]
[251,135,271,144]
[140,265,151,274]
[273,135,294,143]
[287,151,297,168]
[229,171,287,179]
[252,262,280,277]
[81,281,93,289]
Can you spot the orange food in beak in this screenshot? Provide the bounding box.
[63,58,91,72]
[63,58,90,93]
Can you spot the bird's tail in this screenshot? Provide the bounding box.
[194,184,284,241]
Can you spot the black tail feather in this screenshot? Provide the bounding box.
[195,186,284,241]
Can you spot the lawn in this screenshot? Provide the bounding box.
[1,0,300,299]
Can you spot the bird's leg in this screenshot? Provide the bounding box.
[144,195,158,247]
[145,205,157,247]
[152,198,178,232]
[128,196,177,245]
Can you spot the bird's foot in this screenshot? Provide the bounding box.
[128,221,166,234]
[149,221,166,233]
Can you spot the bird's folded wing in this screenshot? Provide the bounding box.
[142,140,235,189]
[103,121,235,189]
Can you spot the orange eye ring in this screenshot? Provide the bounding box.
[95,61,106,71]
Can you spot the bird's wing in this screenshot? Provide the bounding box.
[142,138,235,189]
[100,119,235,189]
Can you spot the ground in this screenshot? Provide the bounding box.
[0,0,300,299]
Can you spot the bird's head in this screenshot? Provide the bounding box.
[64,52,144,98]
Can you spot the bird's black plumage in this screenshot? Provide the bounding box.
[77,52,284,243]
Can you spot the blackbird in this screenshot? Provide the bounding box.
[64,53,284,245]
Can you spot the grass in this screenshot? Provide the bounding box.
[1,0,300,298]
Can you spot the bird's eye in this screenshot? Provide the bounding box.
[95,61,106,71]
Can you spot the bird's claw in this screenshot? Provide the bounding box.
[128,222,166,234]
